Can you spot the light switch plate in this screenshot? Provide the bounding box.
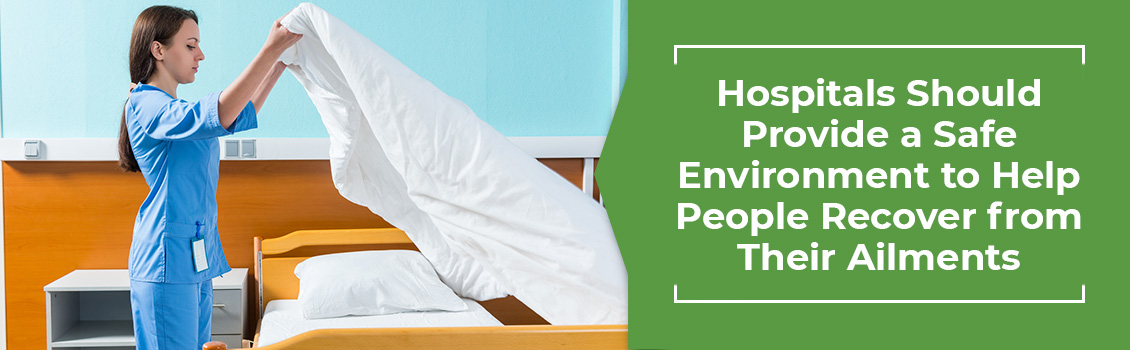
[224,140,240,158]
[24,140,41,159]
[241,140,256,158]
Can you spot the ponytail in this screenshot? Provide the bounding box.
[118,99,139,172]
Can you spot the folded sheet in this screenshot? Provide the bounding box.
[279,3,627,325]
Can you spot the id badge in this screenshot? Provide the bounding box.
[192,237,209,272]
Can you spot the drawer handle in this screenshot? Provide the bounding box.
[213,303,226,308]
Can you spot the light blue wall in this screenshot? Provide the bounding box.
[0,0,626,138]
[616,0,628,113]
[621,0,628,92]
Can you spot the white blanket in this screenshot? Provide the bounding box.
[279,3,627,325]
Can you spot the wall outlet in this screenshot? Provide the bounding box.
[224,140,240,159]
[241,140,256,158]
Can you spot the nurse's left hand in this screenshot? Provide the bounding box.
[264,8,303,56]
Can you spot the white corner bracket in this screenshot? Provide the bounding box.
[673,45,1086,65]
[673,284,1086,304]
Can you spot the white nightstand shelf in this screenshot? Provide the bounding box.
[45,268,248,350]
[51,320,135,347]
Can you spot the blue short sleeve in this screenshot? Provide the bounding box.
[136,91,226,141]
[134,91,257,140]
[224,99,258,134]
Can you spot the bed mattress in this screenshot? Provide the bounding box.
[256,298,504,347]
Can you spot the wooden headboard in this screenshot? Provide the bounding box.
[256,228,415,306]
[254,228,548,327]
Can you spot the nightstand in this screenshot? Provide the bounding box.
[44,268,248,350]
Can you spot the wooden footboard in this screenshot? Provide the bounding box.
[249,228,627,349]
[244,325,627,350]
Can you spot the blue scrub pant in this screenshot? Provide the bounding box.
[130,279,213,350]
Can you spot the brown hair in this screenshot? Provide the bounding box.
[118,6,198,172]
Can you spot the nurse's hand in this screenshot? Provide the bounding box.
[222,9,301,128]
[263,13,302,56]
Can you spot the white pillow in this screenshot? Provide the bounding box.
[294,250,468,319]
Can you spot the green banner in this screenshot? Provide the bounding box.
[599,0,1125,348]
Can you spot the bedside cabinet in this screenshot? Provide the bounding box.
[44,268,248,350]
[210,269,247,347]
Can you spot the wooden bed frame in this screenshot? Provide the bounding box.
[240,228,627,349]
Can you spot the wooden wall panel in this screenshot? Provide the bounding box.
[4,158,585,350]
[593,158,602,201]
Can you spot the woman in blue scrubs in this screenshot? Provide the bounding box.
[116,6,301,350]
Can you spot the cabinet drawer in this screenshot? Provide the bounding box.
[212,289,243,334]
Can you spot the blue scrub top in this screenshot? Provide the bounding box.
[125,83,257,283]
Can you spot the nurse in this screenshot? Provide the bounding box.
[116,6,301,350]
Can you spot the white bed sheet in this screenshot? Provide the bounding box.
[257,298,503,347]
[278,1,628,326]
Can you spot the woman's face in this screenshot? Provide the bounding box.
[157,19,204,84]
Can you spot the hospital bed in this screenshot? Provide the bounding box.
[231,228,626,349]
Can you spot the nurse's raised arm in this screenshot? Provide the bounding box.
[249,61,289,114]
[217,12,302,129]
